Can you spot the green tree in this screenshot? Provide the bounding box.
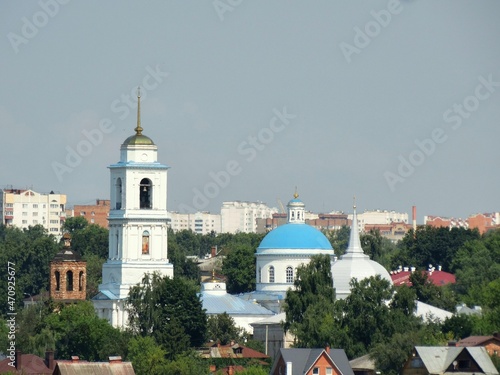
[128,336,168,375]
[82,253,105,299]
[326,226,350,257]
[206,312,242,345]
[43,301,127,360]
[127,273,207,357]
[442,314,475,340]
[221,244,255,294]
[370,332,419,375]
[62,216,88,233]
[169,240,200,282]
[162,352,210,375]
[284,254,335,332]
[69,223,108,259]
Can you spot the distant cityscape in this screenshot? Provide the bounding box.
[1,187,498,240]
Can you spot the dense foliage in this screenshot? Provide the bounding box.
[127,272,207,358]
[1,220,500,374]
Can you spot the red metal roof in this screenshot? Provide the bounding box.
[391,270,456,286]
[0,354,52,374]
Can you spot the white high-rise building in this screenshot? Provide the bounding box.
[0,188,66,237]
[348,209,408,230]
[167,211,221,234]
[221,201,277,233]
[93,91,174,329]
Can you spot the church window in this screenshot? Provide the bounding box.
[139,178,152,209]
[258,267,262,283]
[79,271,84,291]
[286,266,294,283]
[55,271,60,291]
[115,178,122,209]
[66,271,73,291]
[142,230,150,254]
[269,266,275,283]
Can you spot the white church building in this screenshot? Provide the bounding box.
[92,91,174,328]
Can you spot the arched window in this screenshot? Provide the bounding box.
[286,266,294,283]
[66,271,73,291]
[115,178,122,209]
[269,266,275,283]
[142,230,150,254]
[258,267,262,283]
[79,271,84,291]
[139,178,152,209]
[55,271,60,291]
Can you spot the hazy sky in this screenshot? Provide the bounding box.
[1,1,499,222]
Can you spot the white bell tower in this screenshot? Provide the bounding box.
[93,88,174,328]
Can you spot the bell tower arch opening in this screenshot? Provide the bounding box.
[139,178,152,209]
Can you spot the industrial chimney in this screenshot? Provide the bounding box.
[412,206,417,232]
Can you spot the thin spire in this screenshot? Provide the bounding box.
[346,196,364,254]
[293,186,299,199]
[134,87,143,136]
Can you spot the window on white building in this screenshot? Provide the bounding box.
[286,266,294,283]
[269,266,275,283]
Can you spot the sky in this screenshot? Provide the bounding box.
[1,1,499,222]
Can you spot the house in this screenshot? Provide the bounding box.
[199,342,269,360]
[402,346,499,375]
[270,346,354,375]
[0,351,54,374]
[349,354,376,375]
[53,356,135,375]
[458,333,500,357]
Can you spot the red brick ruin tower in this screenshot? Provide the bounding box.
[50,233,86,301]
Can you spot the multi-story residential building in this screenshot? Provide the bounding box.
[167,211,221,234]
[73,199,110,228]
[425,212,499,234]
[424,215,467,229]
[348,209,409,230]
[221,201,277,234]
[0,188,66,236]
[257,212,349,233]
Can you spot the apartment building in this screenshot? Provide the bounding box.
[221,201,277,234]
[348,209,408,230]
[425,212,500,234]
[0,188,66,236]
[167,211,221,234]
[73,199,110,228]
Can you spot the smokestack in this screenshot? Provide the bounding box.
[15,351,22,370]
[45,350,55,370]
[412,206,417,232]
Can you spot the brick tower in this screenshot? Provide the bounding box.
[50,233,86,301]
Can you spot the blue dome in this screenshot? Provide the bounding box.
[257,223,333,251]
